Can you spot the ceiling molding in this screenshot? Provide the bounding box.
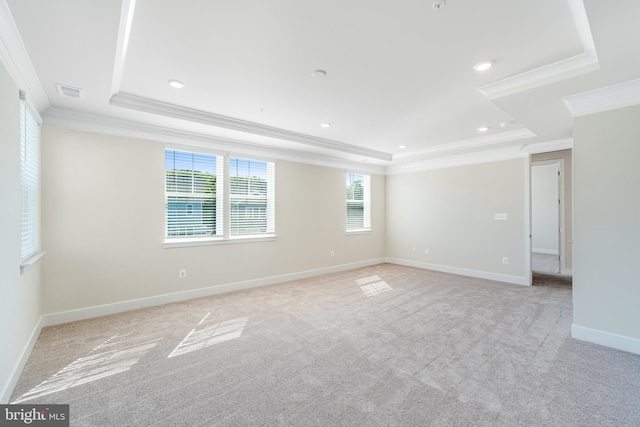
[562,78,640,117]
[477,53,599,100]
[521,138,573,154]
[0,0,49,114]
[386,146,529,175]
[109,92,392,161]
[110,0,137,98]
[393,128,537,161]
[43,107,387,175]
[385,138,573,175]
[478,0,598,100]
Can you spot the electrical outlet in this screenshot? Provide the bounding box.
[412,248,416,253]
[179,269,187,278]
[502,257,509,265]
[424,249,430,255]
[330,251,335,257]
[495,213,508,221]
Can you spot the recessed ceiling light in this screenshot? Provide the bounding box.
[168,79,185,89]
[312,70,327,79]
[432,0,447,11]
[473,61,494,72]
[320,122,331,128]
[398,145,407,149]
[477,126,490,132]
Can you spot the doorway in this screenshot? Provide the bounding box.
[531,160,563,275]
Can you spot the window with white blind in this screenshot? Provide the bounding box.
[20,95,41,262]
[164,149,275,245]
[230,157,275,236]
[165,149,223,238]
[346,172,371,232]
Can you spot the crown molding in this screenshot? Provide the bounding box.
[386,146,528,175]
[110,0,137,97]
[478,0,598,100]
[109,92,392,162]
[562,78,640,117]
[0,0,49,114]
[43,107,387,175]
[393,128,536,161]
[385,138,572,175]
[478,53,599,100]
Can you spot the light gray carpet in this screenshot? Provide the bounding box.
[11,264,640,426]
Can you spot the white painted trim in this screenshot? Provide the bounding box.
[567,0,598,59]
[1,316,44,404]
[163,235,277,249]
[523,156,532,285]
[19,251,45,274]
[0,0,49,113]
[392,128,536,161]
[478,53,599,100]
[478,1,598,101]
[41,258,386,326]
[571,324,640,355]
[43,108,387,175]
[562,268,573,276]
[522,138,573,154]
[532,248,560,255]
[110,0,137,97]
[562,78,640,117]
[386,146,529,175]
[110,92,392,161]
[385,257,529,286]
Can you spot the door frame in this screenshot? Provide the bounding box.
[531,159,566,275]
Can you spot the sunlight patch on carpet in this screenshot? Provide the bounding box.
[356,275,381,285]
[360,281,393,297]
[168,316,248,358]
[12,331,163,403]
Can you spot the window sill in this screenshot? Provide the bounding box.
[20,251,46,274]
[163,234,277,248]
[346,229,372,235]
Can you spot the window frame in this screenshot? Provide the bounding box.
[346,171,371,234]
[19,92,44,272]
[163,146,276,248]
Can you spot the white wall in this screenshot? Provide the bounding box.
[0,62,43,403]
[572,104,640,354]
[41,126,386,317]
[531,163,559,255]
[385,158,528,285]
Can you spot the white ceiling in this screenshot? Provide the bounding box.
[3,0,640,173]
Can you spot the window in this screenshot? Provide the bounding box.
[164,149,275,244]
[165,149,223,238]
[346,172,371,232]
[229,157,275,236]
[20,94,41,261]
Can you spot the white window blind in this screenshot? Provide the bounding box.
[165,149,223,238]
[229,157,275,236]
[20,96,41,261]
[346,172,371,232]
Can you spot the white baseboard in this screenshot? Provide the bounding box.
[1,316,44,404]
[385,257,529,286]
[532,248,559,255]
[42,258,386,327]
[571,324,640,355]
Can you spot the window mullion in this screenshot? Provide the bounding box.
[223,154,231,239]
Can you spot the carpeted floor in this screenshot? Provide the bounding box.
[11,264,640,426]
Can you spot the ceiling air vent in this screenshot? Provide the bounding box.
[55,83,85,99]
